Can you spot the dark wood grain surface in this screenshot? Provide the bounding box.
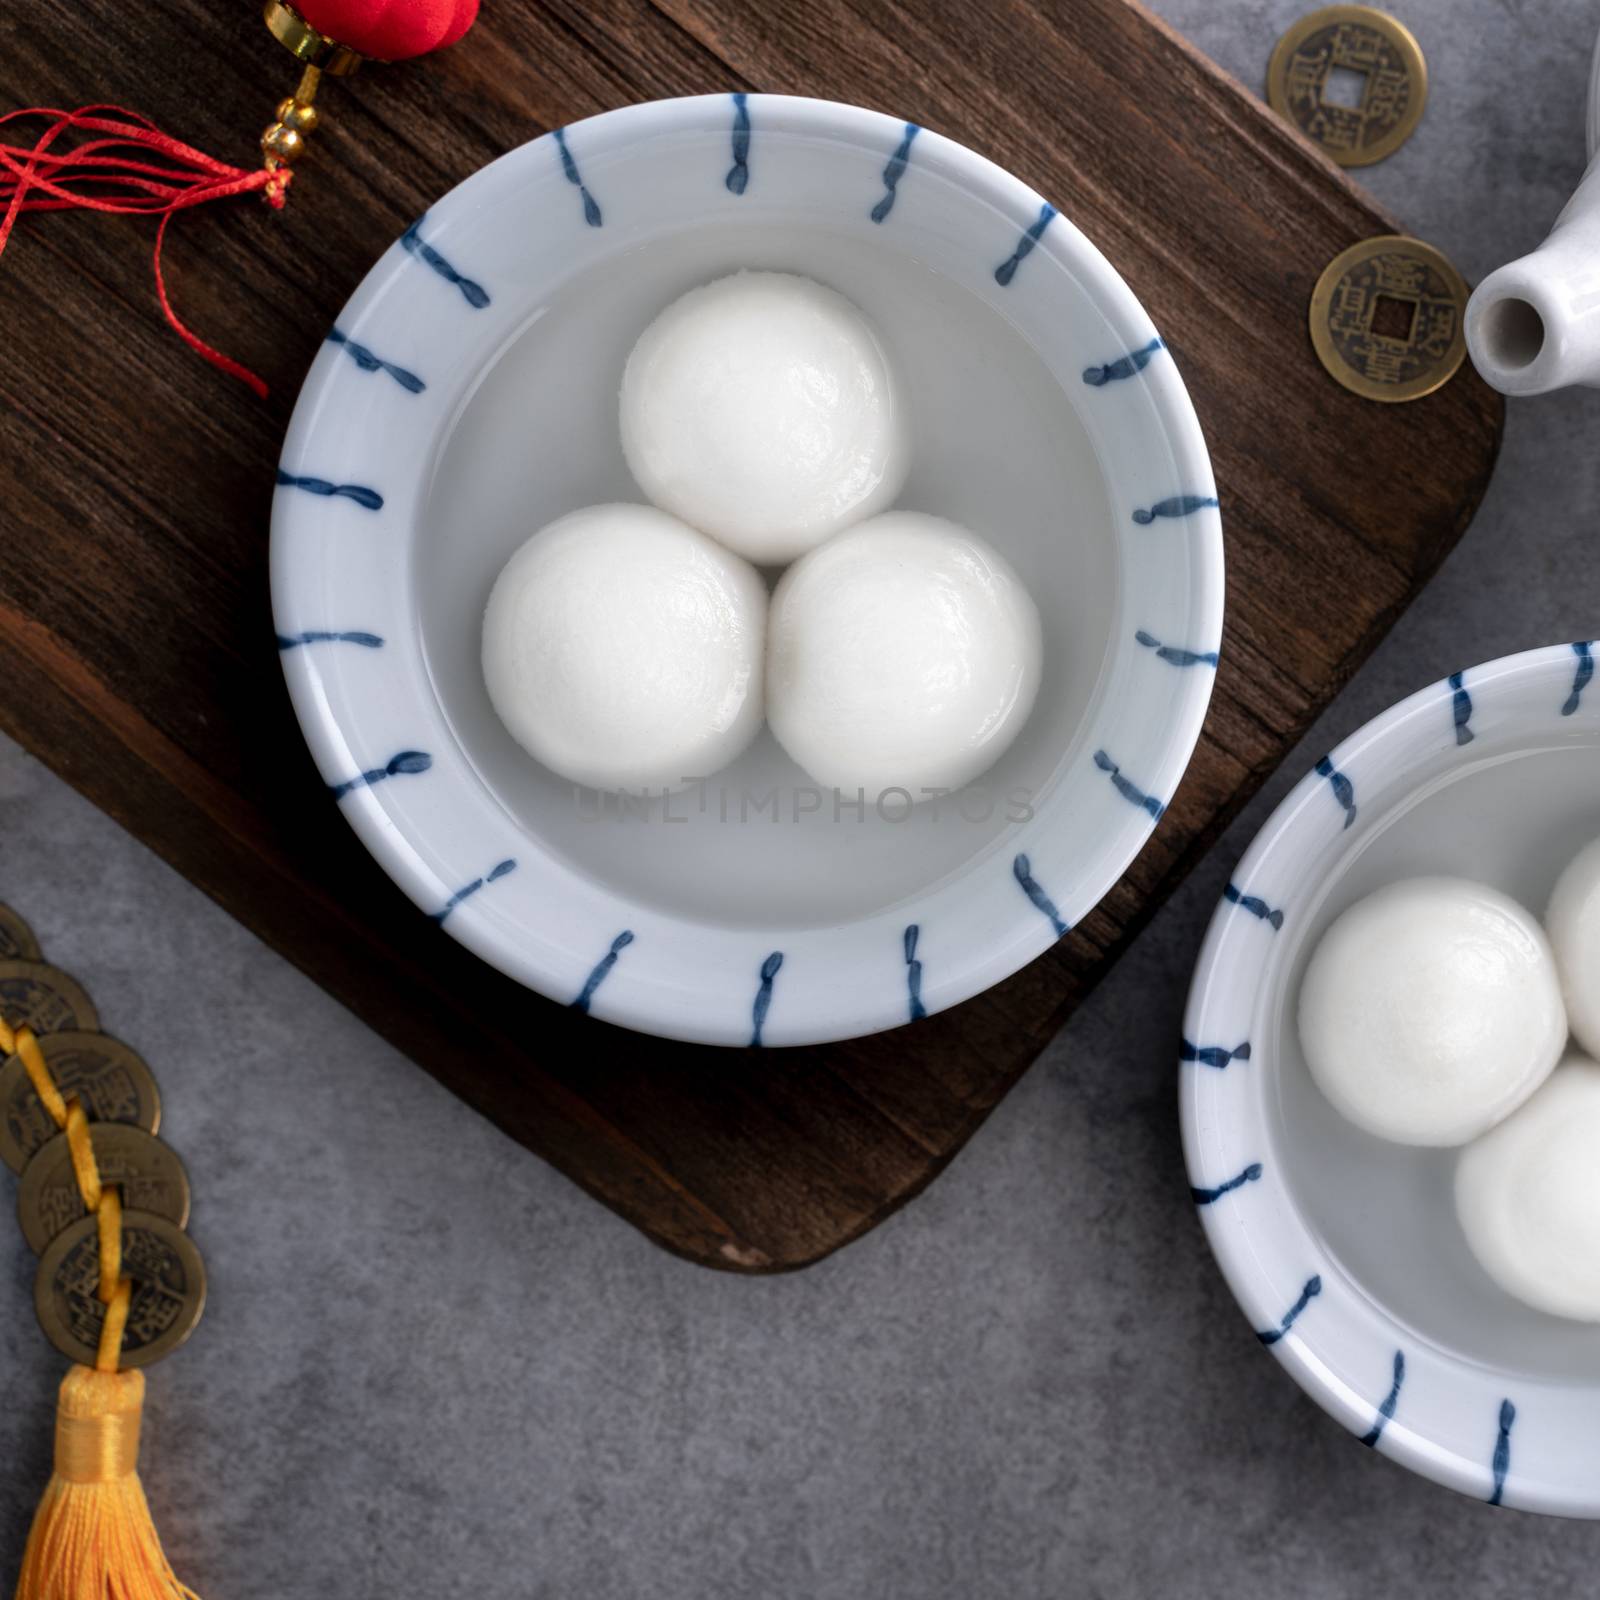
[0,0,1501,1270]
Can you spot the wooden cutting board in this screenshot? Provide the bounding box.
[0,0,1501,1270]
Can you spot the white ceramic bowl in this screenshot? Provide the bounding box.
[271,94,1221,1046]
[1182,642,1600,1517]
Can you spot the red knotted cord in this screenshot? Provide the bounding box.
[0,105,292,398]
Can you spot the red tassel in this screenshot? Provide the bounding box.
[0,105,291,398]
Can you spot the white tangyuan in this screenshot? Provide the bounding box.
[620,271,910,565]
[1545,836,1600,1059]
[766,512,1042,802]
[1456,1056,1600,1321]
[482,503,766,793]
[1298,876,1566,1146]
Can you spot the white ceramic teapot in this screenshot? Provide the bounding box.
[1466,30,1600,394]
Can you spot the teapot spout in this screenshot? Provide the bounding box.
[1466,155,1600,395]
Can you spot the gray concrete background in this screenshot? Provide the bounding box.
[4,2,1600,1593]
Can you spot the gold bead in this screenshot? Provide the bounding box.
[260,122,305,161]
[276,98,320,134]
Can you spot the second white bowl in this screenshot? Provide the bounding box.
[1183,642,1600,1516]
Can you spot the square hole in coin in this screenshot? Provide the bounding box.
[1370,294,1418,342]
[1322,64,1369,110]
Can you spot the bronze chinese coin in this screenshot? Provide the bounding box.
[1268,5,1426,167]
[35,1209,206,1370]
[0,904,41,963]
[0,960,99,1037]
[0,1031,161,1175]
[1309,235,1467,402]
[17,1124,190,1253]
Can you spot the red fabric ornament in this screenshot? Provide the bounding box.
[293,0,479,61]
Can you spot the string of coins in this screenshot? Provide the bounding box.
[1,900,208,1600]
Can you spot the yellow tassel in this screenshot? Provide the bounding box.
[14,1365,201,1600]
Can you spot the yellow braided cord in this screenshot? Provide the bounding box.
[2,1019,125,1370]
[95,1281,133,1377]
[15,1026,69,1131]
[64,1102,103,1215]
[94,1188,122,1308]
